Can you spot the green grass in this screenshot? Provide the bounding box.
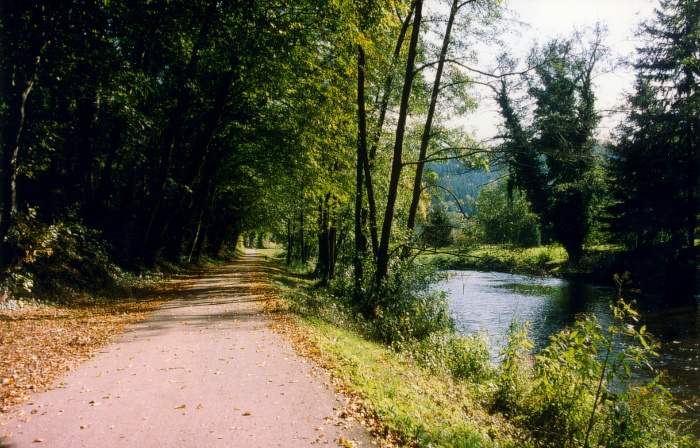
[263,250,697,448]
[420,244,568,276]
[297,317,517,447]
[419,244,625,284]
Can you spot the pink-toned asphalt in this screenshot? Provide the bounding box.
[0,251,372,447]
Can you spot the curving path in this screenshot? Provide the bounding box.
[0,251,371,447]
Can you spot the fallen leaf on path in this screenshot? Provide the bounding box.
[338,436,355,448]
[0,293,165,411]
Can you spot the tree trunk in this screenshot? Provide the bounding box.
[286,218,293,265]
[360,5,415,259]
[406,0,459,236]
[299,209,306,264]
[0,19,45,270]
[328,224,337,280]
[355,45,368,299]
[375,0,424,287]
[368,4,415,161]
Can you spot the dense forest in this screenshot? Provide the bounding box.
[1,0,697,301]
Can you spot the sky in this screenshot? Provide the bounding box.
[460,0,659,141]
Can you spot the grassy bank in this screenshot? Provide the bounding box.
[420,244,623,284]
[260,249,697,448]
[262,258,521,447]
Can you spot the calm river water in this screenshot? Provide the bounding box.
[437,270,700,428]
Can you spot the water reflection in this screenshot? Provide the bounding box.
[438,270,700,428]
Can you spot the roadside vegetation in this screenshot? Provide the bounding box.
[263,250,698,448]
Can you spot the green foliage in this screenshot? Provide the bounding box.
[410,331,494,382]
[497,300,696,448]
[428,244,568,276]
[421,204,455,248]
[496,31,604,261]
[1,210,128,300]
[271,255,696,447]
[607,0,698,249]
[475,181,540,247]
[493,321,533,414]
[370,260,453,344]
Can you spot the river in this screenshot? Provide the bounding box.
[437,270,699,429]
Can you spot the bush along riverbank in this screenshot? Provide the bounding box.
[262,250,698,448]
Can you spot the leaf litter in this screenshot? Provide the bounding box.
[1,294,166,413]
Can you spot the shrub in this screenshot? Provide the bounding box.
[475,181,541,247]
[508,300,696,448]
[409,331,493,382]
[1,211,123,300]
[421,205,454,248]
[371,259,453,344]
[493,320,533,415]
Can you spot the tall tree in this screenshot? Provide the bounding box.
[607,0,698,294]
[0,1,51,270]
[375,0,424,287]
[497,34,603,261]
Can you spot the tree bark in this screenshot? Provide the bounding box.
[368,3,415,161]
[299,209,306,264]
[286,218,293,265]
[360,5,415,260]
[375,0,424,287]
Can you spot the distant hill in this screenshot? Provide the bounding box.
[427,160,502,215]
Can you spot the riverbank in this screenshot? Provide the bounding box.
[262,252,523,447]
[421,244,624,285]
[261,249,698,448]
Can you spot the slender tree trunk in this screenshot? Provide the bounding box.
[368,4,415,161]
[318,195,331,282]
[359,5,415,260]
[299,209,306,264]
[406,0,460,237]
[375,0,424,287]
[328,224,337,280]
[286,218,293,265]
[355,45,368,300]
[0,22,45,270]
